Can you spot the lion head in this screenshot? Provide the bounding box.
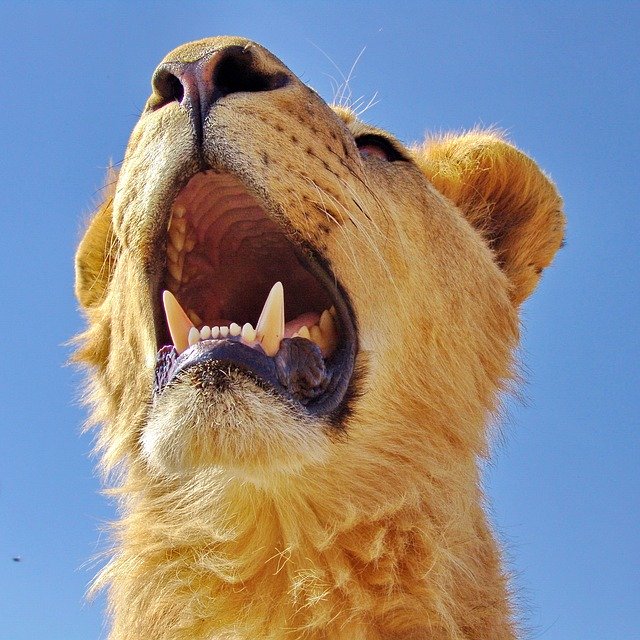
[75,37,564,640]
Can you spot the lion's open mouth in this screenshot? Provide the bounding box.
[153,171,357,416]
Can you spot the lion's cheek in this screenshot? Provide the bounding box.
[140,374,332,479]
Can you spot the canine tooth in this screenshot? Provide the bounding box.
[229,322,241,336]
[310,325,323,347]
[201,325,211,339]
[296,325,311,340]
[188,327,201,346]
[211,326,220,339]
[256,282,285,357]
[188,310,202,326]
[320,309,338,348]
[329,306,337,318]
[241,323,256,342]
[312,321,337,357]
[319,310,332,331]
[162,290,195,354]
[308,314,338,357]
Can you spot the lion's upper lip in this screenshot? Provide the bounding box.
[154,170,357,415]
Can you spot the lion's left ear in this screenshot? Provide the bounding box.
[415,132,565,306]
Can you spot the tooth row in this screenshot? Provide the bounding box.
[163,283,285,357]
[163,285,339,358]
[190,322,257,343]
[186,312,337,356]
[167,203,197,289]
[256,281,284,356]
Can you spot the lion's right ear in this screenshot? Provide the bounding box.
[414,132,564,306]
[75,171,119,309]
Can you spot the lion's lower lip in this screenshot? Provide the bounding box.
[155,340,289,397]
[154,331,351,413]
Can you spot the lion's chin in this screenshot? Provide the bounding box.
[141,368,332,480]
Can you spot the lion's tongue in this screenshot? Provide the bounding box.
[162,283,337,358]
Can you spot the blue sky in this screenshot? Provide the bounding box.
[0,2,637,639]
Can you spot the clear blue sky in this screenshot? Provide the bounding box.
[0,2,637,639]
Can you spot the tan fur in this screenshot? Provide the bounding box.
[74,37,564,639]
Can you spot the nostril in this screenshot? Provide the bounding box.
[212,48,290,99]
[146,46,292,120]
[149,69,185,110]
[164,74,185,103]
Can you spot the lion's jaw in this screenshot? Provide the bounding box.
[96,37,514,484]
[142,369,330,478]
[75,36,563,640]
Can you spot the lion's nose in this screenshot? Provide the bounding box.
[149,44,292,141]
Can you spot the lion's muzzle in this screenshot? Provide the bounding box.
[141,39,359,420]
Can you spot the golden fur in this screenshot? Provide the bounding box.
[74,37,564,639]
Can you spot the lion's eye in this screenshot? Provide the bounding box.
[355,135,404,162]
[357,142,390,160]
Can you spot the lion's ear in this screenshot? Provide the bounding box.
[416,132,565,306]
[75,170,119,309]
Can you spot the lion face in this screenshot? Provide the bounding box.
[75,37,563,487]
[74,36,565,640]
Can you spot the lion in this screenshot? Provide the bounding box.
[74,37,564,639]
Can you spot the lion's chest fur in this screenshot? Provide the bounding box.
[102,465,508,640]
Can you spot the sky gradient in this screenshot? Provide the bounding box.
[0,2,638,639]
